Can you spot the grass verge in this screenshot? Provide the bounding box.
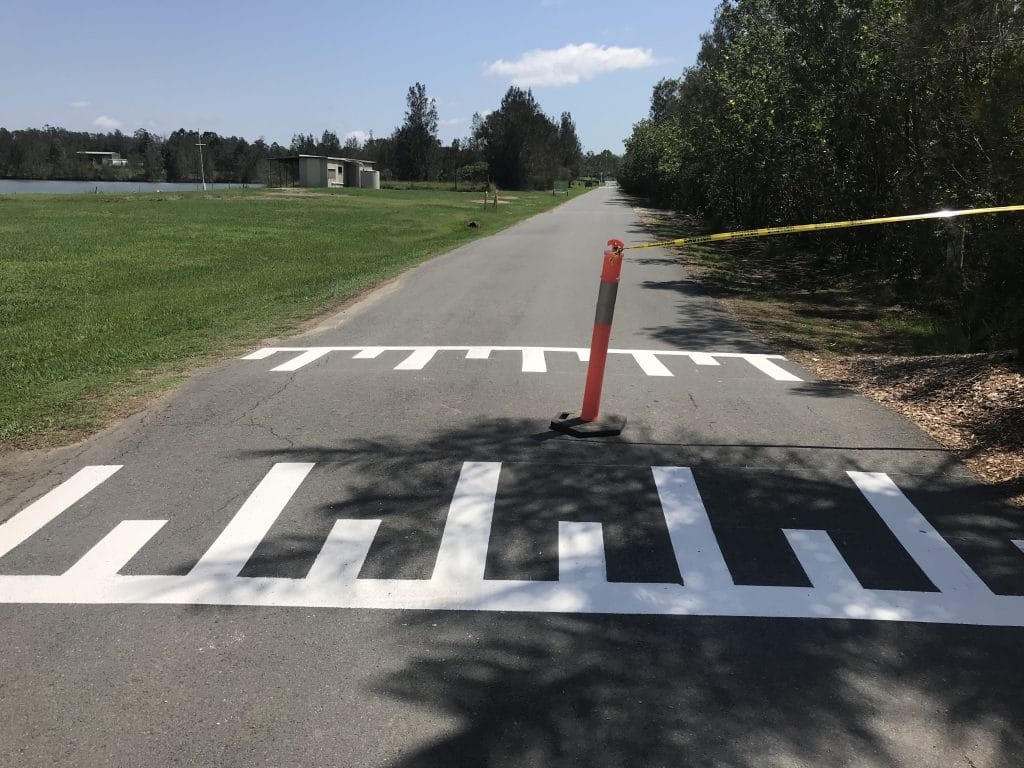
[0,185,589,450]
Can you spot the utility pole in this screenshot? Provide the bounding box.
[196,137,207,191]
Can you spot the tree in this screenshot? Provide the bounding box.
[342,134,361,155]
[474,87,560,189]
[649,77,683,121]
[318,130,342,156]
[134,129,166,181]
[393,82,439,180]
[289,133,316,154]
[619,0,1024,352]
[557,112,583,179]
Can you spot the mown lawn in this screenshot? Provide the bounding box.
[0,186,588,448]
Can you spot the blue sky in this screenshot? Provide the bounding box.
[0,0,720,152]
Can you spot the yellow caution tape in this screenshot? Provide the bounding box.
[624,205,1024,250]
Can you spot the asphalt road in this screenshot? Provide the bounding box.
[1,185,1022,767]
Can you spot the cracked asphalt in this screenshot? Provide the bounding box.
[1,185,1022,767]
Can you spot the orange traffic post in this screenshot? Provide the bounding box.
[550,239,627,437]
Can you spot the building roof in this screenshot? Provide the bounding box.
[270,154,375,165]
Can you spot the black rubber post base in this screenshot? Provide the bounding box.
[549,412,626,437]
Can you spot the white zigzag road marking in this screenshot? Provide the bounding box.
[1,464,1022,625]
[241,346,803,381]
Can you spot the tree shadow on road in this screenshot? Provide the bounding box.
[225,416,1024,767]
[374,611,1024,768]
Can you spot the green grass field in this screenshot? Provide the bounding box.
[0,186,588,448]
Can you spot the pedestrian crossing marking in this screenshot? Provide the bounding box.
[189,463,315,578]
[559,522,609,583]
[0,465,122,560]
[653,466,734,590]
[431,462,501,584]
[241,346,803,381]
[849,471,991,596]
[1,463,1022,625]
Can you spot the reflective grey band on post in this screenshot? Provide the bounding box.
[594,281,619,326]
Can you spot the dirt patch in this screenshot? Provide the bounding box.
[230,189,330,200]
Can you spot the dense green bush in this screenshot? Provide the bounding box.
[621,0,1024,353]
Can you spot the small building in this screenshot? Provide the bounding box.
[76,151,128,167]
[269,155,378,189]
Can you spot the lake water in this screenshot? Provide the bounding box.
[0,180,262,195]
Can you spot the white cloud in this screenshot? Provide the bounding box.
[440,117,465,127]
[485,42,656,87]
[92,115,123,130]
[345,130,370,144]
[70,100,92,109]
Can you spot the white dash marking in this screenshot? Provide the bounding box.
[241,348,279,360]
[785,529,862,591]
[745,356,802,381]
[0,466,122,561]
[849,472,990,595]
[64,520,167,577]
[632,351,674,377]
[1014,540,1024,556]
[465,347,492,359]
[652,467,734,590]
[688,352,721,366]
[271,349,332,371]
[352,347,385,359]
[432,462,502,584]
[305,519,381,584]
[521,348,547,373]
[394,347,439,371]
[576,349,590,362]
[190,463,315,577]
[558,522,608,583]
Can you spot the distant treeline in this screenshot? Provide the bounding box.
[0,84,619,189]
[0,126,280,184]
[620,0,1024,353]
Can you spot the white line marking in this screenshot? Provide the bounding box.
[652,467,734,590]
[785,530,862,591]
[631,351,674,377]
[271,349,332,372]
[394,347,439,371]
[849,471,990,595]
[744,356,802,381]
[688,352,721,366]
[305,519,381,585]
[190,463,315,578]
[245,346,801,380]
[352,347,385,359]
[432,462,501,584]
[0,466,122,560]
[521,348,547,373]
[241,349,278,360]
[784,529,909,621]
[1014,540,1024,555]
[5,464,1019,626]
[64,520,167,577]
[559,522,607,583]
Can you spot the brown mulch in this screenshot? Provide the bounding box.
[793,351,1024,506]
